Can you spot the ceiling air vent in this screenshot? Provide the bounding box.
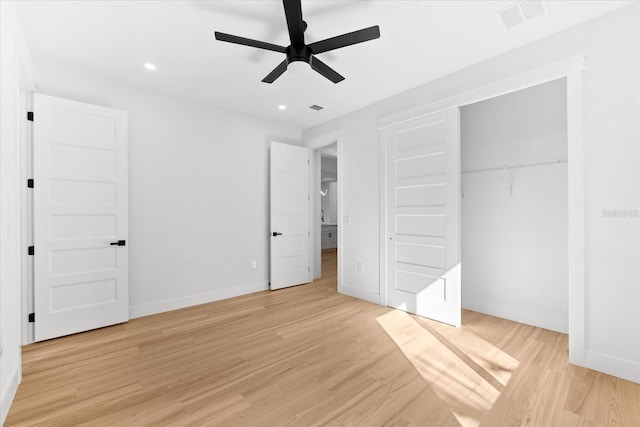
[499,0,547,29]
[309,104,324,111]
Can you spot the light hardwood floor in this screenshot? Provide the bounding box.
[6,250,640,426]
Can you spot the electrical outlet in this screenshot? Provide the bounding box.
[251,260,257,268]
[357,262,364,273]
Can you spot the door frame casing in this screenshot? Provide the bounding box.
[19,90,34,345]
[18,52,36,345]
[378,56,585,365]
[305,131,343,289]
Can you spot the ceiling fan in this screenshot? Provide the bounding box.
[214,0,380,84]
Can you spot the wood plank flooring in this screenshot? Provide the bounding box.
[6,249,640,426]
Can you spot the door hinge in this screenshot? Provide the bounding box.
[27,111,34,121]
[28,246,34,256]
[28,313,35,323]
[27,178,34,188]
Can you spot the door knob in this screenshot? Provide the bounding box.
[272,232,283,237]
[110,240,126,246]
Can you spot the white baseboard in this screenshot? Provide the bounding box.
[129,281,268,319]
[1,365,21,425]
[584,349,640,384]
[462,300,568,334]
[339,284,381,305]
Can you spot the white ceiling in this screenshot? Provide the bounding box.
[15,0,636,132]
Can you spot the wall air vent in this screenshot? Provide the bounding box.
[309,105,324,111]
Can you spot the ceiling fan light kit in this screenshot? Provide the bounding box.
[214,0,380,84]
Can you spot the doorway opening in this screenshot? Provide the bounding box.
[381,79,569,332]
[307,133,342,289]
[319,145,338,282]
[460,78,569,333]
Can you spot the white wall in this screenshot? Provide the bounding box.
[461,79,568,333]
[303,4,640,383]
[312,109,381,303]
[31,62,301,319]
[0,1,34,422]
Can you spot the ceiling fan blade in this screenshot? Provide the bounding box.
[262,59,289,83]
[310,56,344,84]
[215,31,286,53]
[308,25,380,55]
[283,0,306,46]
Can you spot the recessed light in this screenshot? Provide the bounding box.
[144,63,156,71]
[278,105,287,110]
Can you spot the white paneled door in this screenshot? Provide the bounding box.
[384,108,461,326]
[270,142,310,290]
[33,94,129,341]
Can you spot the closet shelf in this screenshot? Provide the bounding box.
[461,159,568,197]
[461,159,568,175]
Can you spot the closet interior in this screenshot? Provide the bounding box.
[460,78,569,333]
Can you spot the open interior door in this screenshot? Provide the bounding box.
[33,93,129,341]
[384,108,461,326]
[270,142,310,290]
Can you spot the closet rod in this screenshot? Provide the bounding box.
[461,159,568,175]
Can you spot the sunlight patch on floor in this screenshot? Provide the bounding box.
[452,412,481,427]
[376,310,520,425]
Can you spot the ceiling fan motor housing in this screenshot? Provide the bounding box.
[286,45,313,65]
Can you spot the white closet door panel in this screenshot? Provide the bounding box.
[385,108,461,326]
